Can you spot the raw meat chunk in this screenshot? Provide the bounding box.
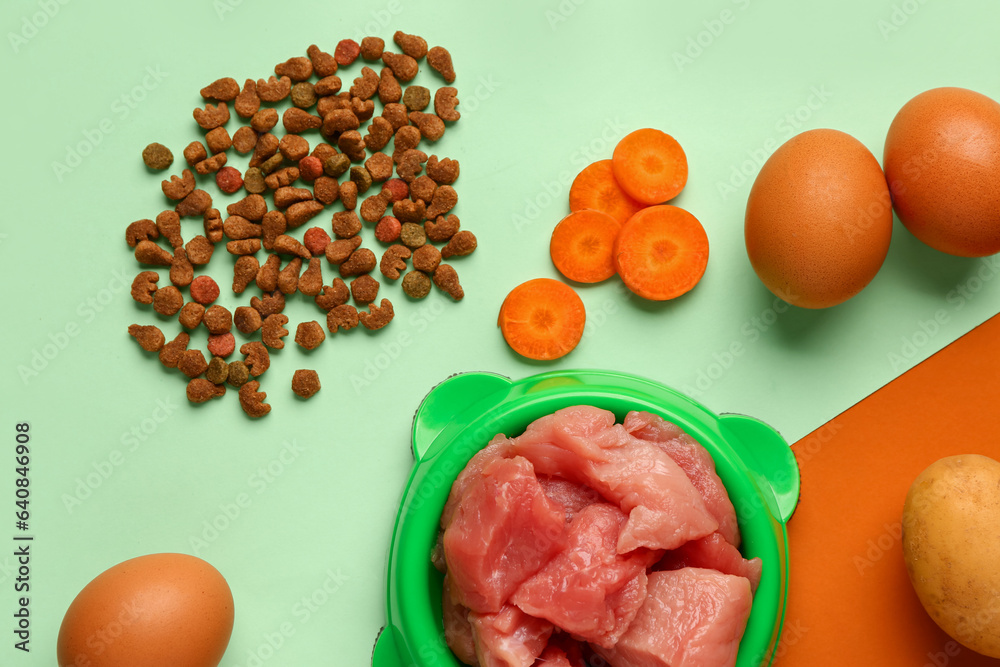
[442,433,515,529]
[470,603,553,667]
[444,578,479,666]
[538,476,601,522]
[656,532,763,593]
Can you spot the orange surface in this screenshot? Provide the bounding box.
[777,314,1000,666]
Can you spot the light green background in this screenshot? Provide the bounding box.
[2,0,998,664]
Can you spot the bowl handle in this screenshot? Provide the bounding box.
[718,413,800,524]
[411,372,513,461]
[371,626,402,667]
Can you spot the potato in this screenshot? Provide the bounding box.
[903,454,1000,657]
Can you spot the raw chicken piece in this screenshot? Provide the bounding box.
[444,456,567,613]
[444,578,479,666]
[656,532,763,593]
[510,406,718,552]
[470,603,553,667]
[624,411,742,547]
[593,568,752,667]
[442,434,515,529]
[511,504,660,648]
[538,476,602,522]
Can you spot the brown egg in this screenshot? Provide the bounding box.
[57,553,234,667]
[884,87,1000,257]
[745,129,893,308]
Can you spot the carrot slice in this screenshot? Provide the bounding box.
[569,159,645,225]
[614,205,708,300]
[612,128,688,205]
[498,278,586,361]
[550,209,622,284]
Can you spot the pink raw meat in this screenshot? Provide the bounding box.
[470,603,553,667]
[593,568,753,667]
[624,410,742,547]
[656,532,763,593]
[443,578,479,666]
[444,456,568,613]
[442,434,515,529]
[510,406,718,552]
[511,504,661,648]
[538,476,601,522]
[531,643,579,667]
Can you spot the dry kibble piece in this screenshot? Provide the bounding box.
[195,153,227,175]
[203,304,232,334]
[152,286,183,315]
[283,107,322,134]
[235,79,260,118]
[381,51,418,82]
[274,186,314,209]
[249,133,279,170]
[185,236,214,265]
[409,175,437,204]
[184,141,208,168]
[161,169,195,201]
[135,240,174,266]
[375,216,403,244]
[187,378,225,403]
[204,208,223,243]
[291,82,317,109]
[262,210,287,250]
[176,190,213,217]
[394,199,427,225]
[178,349,209,378]
[382,102,409,131]
[339,181,358,211]
[207,332,236,357]
[303,228,333,258]
[381,178,409,202]
[361,36,385,60]
[201,77,240,101]
[273,234,311,258]
[409,112,445,141]
[339,247,377,277]
[402,85,430,112]
[190,275,220,304]
[239,381,271,418]
[359,298,394,330]
[378,67,401,105]
[278,257,303,294]
[364,153,393,183]
[411,243,441,273]
[216,167,243,194]
[325,235,363,262]
[350,66,380,100]
[402,270,431,298]
[379,244,411,280]
[257,76,292,102]
[395,150,428,183]
[131,271,159,304]
[327,304,359,332]
[393,31,428,59]
[126,219,158,248]
[178,302,205,329]
[426,185,458,218]
[425,213,460,242]
[441,230,478,258]
[279,134,310,162]
[364,116,394,152]
[427,46,456,83]
[292,370,321,398]
[251,290,285,317]
[314,75,343,96]
[313,176,339,205]
[265,166,299,189]
[323,153,351,178]
[234,306,263,334]
[297,156,324,182]
[299,257,324,296]
[227,360,250,387]
[434,87,461,122]
[155,210,183,248]
[240,341,271,376]
[228,194,268,221]
[169,248,194,287]
[338,130,366,162]
[231,256,259,295]
[433,264,464,300]
[354,95,376,122]
[307,44,338,77]
[335,39,361,66]
[315,279,350,310]
[360,193,389,223]
[294,321,326,350]
[262,314,290,349]
[128,324,165,352]
[142,143,173,170]
[251,108,279,133]
[317,94,351,117]
[205,127,232,154]
[243,166,266,193]
[392,126,422,161]
[350,274,380,304]
[350,166,373,193]
[226,239,261,255]
[322,108,360,135]
[194,103,230,130]
[276,56,313,81]
[426,155,460,185]
[206,356,229,384]
[159,332,190,368]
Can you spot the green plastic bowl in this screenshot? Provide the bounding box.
[373,370,799,667]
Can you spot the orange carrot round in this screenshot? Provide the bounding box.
[612,128,688,205]
[498,278,586,361]
[614,205,708,300]
[549,209,622,284]
[569,159,644,225]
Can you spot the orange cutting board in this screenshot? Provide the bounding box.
[775,314,1000,666]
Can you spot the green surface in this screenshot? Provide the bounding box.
[380,370,796,667]
[1,0,998,664]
